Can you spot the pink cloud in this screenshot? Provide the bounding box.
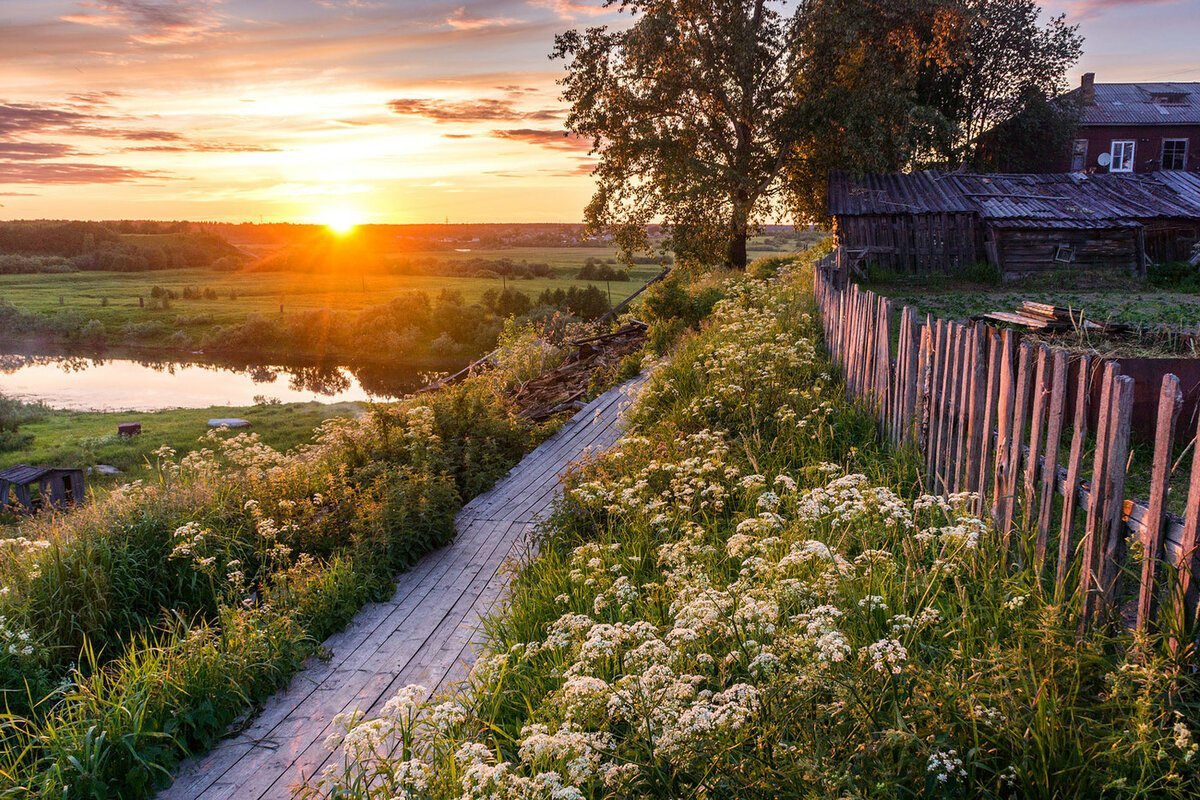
[446,6,518,30]
[491,128,592,151]
[529,0,612,19]
[60,0,225,44]
[0,162,169,184]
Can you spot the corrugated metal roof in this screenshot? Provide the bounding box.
[829,170,1200,226]
[1151,170,1200,212]
[828,170,974,215]
[0,464,56,484]
[1073,82,1200,126]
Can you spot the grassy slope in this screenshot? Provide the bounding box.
[0,401,361,477]
[308,253,1200,800]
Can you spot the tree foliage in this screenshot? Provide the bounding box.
[787,0,1082,219]
[555,0,1082,241]
[973,87,1081,172]
[553,0,804,269]
[949,0,1083,156]
[788,0,965,220]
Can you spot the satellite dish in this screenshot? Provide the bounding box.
[1097,152,1112,167]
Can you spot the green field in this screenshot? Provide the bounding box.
[0,250,656,328]
[0,237,810,365]
[0,238,808,323]
[0,400,360,489]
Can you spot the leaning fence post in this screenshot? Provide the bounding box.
[1136,373,1182,632]
[1096,375,1135,622]
[1170,407,1200,656]
[1035,349,1068,574]
[1023,345,1050,534]
[965,322,988,499]
[1057,354,1093,598]
[1079,361,1119,630]
[999,341,1033,549]
[976,329,1001,517]
[991,330,1015,529]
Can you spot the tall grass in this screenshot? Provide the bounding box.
[306,249,1199,800]
[0,347,569,796]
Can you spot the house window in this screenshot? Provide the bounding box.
[1162,138,1189,171]
[1110,140,1135,172]
[1070,139,1088,171]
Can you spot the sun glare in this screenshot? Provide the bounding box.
[322,208,361,235]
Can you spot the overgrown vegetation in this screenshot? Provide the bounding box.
[0,392,46,453]
[305,248,1199,799]
[867,266,1200,357]
[0,283,615,365]
[0,324,627,796]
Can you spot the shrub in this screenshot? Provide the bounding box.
[0,362,546,796]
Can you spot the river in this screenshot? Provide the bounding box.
[0,351,442,411]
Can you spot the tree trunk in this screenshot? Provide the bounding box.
[726,231,748,270]
[726,194,751,270]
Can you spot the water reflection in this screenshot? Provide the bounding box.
[0,351,447,411]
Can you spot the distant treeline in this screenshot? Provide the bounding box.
[0,284,611,363]
[0,221,247,273]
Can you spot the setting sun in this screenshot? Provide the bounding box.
[321,208,361,235]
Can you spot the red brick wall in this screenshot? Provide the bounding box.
[1066,125,1200,173]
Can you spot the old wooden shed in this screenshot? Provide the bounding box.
[0,464,86,513]
[828,170,1200,279]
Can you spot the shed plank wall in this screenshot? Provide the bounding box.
[993,228,1138,277]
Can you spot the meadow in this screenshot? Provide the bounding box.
[303,249,1200,800]
[0,400,362,485]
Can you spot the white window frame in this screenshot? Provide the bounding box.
[1161,138,1189,171]
[1110,140,1135,172]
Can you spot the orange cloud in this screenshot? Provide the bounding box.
[491,128,592,151]
[388,97,560,123]
[445,6,518,30]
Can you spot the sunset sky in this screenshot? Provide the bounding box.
[2,0,1197,224]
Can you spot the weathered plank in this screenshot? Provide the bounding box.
[1136,374,1182,631]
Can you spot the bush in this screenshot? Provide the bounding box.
[0,392,44,453]
[0,364,544,796]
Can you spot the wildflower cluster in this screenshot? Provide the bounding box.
[311,259,1200,799]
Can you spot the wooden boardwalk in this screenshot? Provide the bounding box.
[160,378,643,799]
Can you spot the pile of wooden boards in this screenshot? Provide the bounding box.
[510,321,647,422]
[973,301,1129,334]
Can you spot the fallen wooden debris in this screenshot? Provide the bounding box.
[973,302,1128,336]
[510,321,647,422]
[973,310,1073,332]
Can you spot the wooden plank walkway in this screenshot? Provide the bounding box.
[160,378,644,800]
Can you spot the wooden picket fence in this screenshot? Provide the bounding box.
[813,256,1200,643]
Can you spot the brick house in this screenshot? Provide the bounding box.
[1064,74,1200,174]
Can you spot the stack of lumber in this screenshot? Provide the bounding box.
[974,301,1126,334]
[510,321,647,422]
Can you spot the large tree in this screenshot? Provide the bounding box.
[553,1,803,269]
[787,0,965,220]
[786,0,1082,219]
[950,0,1082,160]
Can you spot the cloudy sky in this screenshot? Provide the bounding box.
[1,0,1196,223]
